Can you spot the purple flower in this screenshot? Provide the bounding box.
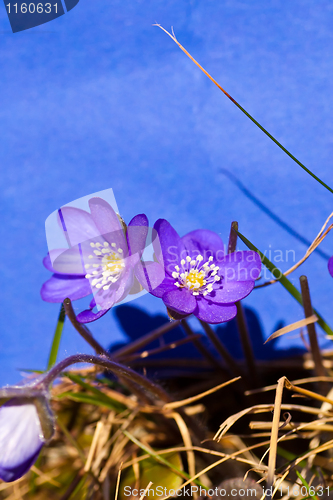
[0,388,54,482]
[136,220,261,324]
[328,257,333,278]
[41,197,148,323]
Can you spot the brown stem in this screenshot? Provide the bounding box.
[235,302,258,384]
[227,222,258,384]
[112,320,181,358]
[63,299,154,404]
[181,319,224,370]
[199,320,241,377]
[63,299,107,356]
[228,221,239,254]
[119,334,204,362]
[300,276,327,386]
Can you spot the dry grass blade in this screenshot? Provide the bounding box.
[265,315,318,344]
[256,211,333,287]
[284,378,333,406]
[163,377,241,410]
[84,421,104,472]
[170,412,197,495]
[266,377,285,494]
[139,481,153,500]
[114,464,123,500]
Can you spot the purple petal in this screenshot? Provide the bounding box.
[50,246,90,275]
[135,261,167,295]
[41,275,92,303]
[77,308,110,323]
[153,219,185,274]
[162,288,197,314]
[88,198,127,251]
[209,281,254,304]
[218,251,261,282]
[126,214,148,257]
[91,265,134,310]
[181,229,225,261]
[58,206,101,247]
[328,256,333,278]
[0,400,44,482]
[194,298,237,324]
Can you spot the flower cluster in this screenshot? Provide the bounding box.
[41,200,261,325]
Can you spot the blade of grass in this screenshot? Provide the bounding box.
[122,430,207,489]
[154,25,333,195]
[236,230,333,336]
[56,391,125,411]
[295,470,318,500]
[47,303,65,370]
[63,372,127,412]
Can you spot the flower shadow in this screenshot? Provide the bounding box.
[110,305,304,366]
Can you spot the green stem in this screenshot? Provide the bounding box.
[47,303,65,370]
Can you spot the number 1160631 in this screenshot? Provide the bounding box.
[6,3,59,14]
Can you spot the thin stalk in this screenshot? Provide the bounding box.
[299,276,327,382]
[63,299,107,356]
[181,319,223,370]
[199,320,241,377]
[228,221,239,254]
[41,354,172,403]
[228,221,258,382]
[47,303,66,369]
[112,320,181,358]
[119,334,204,362]
[42,354,207,440]
[235,303,258,384]
[63,299,155,404]
[155,25,333,195]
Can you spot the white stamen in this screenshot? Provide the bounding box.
[172,252,222,298]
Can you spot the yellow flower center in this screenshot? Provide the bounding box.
[186,269,206,290]
[172,254,221,296]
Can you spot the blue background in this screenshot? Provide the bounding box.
[1,0,333,385]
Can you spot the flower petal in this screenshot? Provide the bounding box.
[209,281,254,304]
[153,219,185,274]
[40,275,92,303]
[162,288,197,314]
[59,206,101,247]
[126,214,148,258]
[49,246,90,275]
[76,308,110,323]
[135,261,167,295]
[0,400,44,482]
[328,256,333,278]
[194,298,237,324]
[181,229,225,261]
[218,251,262,282]
[88,198,127,252]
